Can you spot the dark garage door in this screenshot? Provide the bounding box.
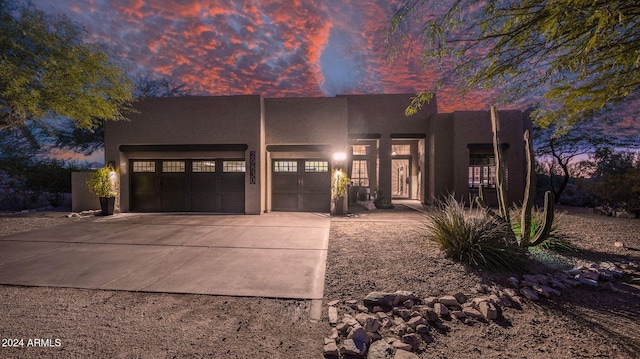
[130,159,245,212]
[272,159,330,212]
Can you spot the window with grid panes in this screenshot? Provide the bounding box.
[132,161,155,172]
[223,160,246,172]
[352,145,369,155]
[468,154,496,188]
[392,144,411,155]
[274,161,297,173]
[192,161,215,173]
[162,161,185,172]
[305,161,328,172]
[351,159,369,187]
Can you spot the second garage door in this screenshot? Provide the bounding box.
[271,159,330,212]
[130,159,245,212]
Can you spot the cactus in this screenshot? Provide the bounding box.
[476,107,555,247]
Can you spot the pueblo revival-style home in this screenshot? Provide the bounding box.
[101,93,528,214]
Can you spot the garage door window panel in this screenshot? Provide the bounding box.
[274,161,297,173]
[192,161,215,173]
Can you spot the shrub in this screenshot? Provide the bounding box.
[425,196,528,271]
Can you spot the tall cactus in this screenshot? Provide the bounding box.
[491,107,510,221]
[476,107,555,247]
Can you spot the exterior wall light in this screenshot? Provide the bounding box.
[333,152,347,161]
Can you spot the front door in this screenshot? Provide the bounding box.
[391,158,410,198]
[271,159,330,212]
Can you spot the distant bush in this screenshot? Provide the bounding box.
[0,158,87,210]
[425,196,528,271]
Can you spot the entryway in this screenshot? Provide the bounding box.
[391,158,410,198]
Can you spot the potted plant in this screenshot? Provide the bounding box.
[374,189,394,209]
[87,166,118,215]
[331,168,351,215]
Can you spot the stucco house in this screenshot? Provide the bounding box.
[99,93,528,214]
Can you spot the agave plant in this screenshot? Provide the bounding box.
[425,195,528,271]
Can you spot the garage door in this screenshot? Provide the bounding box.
[130,159,245,212]
[272,159,330,212]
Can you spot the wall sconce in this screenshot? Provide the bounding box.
[333,152,347,161]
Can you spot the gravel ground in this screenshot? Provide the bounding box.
[1,205,639,358]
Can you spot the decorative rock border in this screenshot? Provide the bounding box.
[323,260,640,358]
[66,210,101,218]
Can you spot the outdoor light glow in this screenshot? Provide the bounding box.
[333,152,346,161]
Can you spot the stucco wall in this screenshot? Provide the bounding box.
[341,94,437,203]
[264,97,348,150]
[71,172,100,212]
[104,95,264,214]
[264,97,349,212]
[341,94,436,135]
[451,110,526,205]
[428,113,454,203]
[99,93,527,214]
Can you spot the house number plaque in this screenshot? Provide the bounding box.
[249,151,256,184]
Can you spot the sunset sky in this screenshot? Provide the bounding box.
[32,0,500,113]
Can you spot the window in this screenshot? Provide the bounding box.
[223,160,246,173]
[351,159,369,187]
[392,144,411,156]
[274,161,297,173]
[468,154,496,188]
[305,161,328,172]
[192,161,215,173]
[162,161,185,173]
[133,161,155,173]
[352,145,369,156]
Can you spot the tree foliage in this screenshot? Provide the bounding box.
[0,0,135,131]
[52,74,191,155]
[532,118,639,202]
[133,74,191,98]
[388,1,640,128]
[581,148,640,214]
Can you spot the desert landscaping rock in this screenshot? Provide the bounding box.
[340,339,365,356]
[364,292,397,308]
[393,349,420,359]
[367,340,395,359]
[2,206,639,358]
[324,338,339,356]
[478,301,498,320]
[438,295,459,307]
[323,256,639,357]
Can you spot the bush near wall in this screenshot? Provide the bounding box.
[0,159,87,210]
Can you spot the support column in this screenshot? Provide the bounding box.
[378,136,392,204]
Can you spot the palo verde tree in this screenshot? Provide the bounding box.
[388,1,640,129]
[532,119,639,203]
[0,0,135,132]
[54,73,191,156]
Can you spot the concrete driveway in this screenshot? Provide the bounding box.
[0,212,329,300]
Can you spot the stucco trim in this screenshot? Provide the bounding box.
[467,143,510,151]
[348,134,381,139]
[390,133,427,139]
[265,145,333,152]
[119,144,248,152]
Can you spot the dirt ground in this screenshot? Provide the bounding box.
[1,205,639,358]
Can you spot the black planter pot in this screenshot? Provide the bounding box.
[99,197,115,216]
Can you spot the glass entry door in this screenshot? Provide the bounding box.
[391,158,410,198]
